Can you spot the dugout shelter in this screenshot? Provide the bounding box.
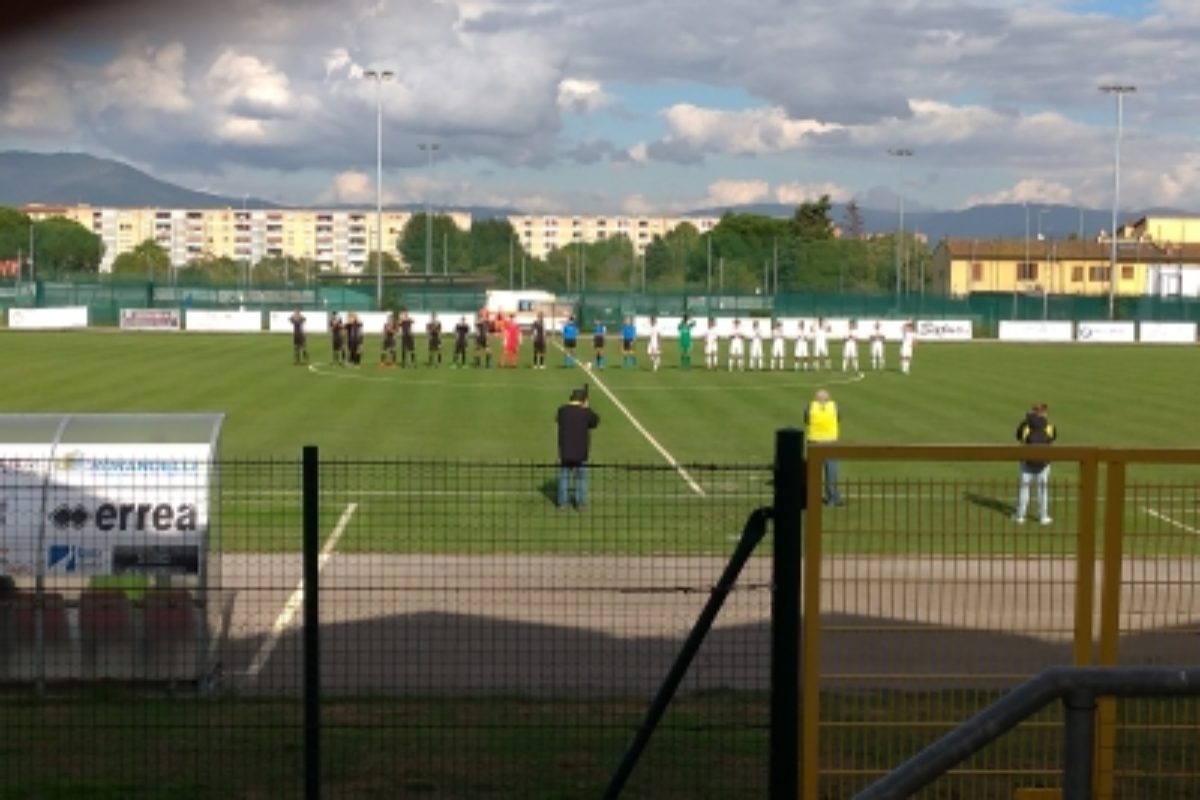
[0,413,224,685]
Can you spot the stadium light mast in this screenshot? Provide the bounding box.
[887,148,913,304]
[419,142,440,276]
[364,68,394,309]
[1100,84,1135,320]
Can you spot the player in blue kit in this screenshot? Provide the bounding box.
[592,319,607,369]
[562,316,579,367]
[621,316,637,368]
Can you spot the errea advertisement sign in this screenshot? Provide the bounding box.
[0,443,210,578]
[0,446,53,578]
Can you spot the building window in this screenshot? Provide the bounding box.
[971,262,983,282]
[1121,265,1134,280]
[1089,266,1111,282]
[1017,262,1038,281]
[1072,266,1083,282]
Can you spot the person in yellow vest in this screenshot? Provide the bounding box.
[804,388,843,506]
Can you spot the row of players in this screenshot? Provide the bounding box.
[617,315,912,373]
[291,309,551,368]
[288,309,917,373]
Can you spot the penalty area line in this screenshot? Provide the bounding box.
[245,501,358,678]
[571,359,706,497]
[1144,507,1200,536]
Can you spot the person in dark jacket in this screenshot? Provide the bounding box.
[555,387,600,509]
[1013,402,1057,524]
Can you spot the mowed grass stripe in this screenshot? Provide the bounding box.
[2,331,1199,468]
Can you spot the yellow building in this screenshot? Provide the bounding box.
[1128,214,1200,245]
[932,213,1200,299]
[931,237,1200,299]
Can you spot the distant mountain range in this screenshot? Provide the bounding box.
[1,151,1192,241]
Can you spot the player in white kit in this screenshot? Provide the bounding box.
[842,321,860,373]
[704,317,720,370]
[793,321,810,370]
[647,316,662,371]
[728,319,745,371]
[770,319,786,370]
[813,317,831,370]
[900,320,916,374]
[748,320,765,370]
[869,321,886,370]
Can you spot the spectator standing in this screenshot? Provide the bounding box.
[804,388,843,506]
[555,387,600,510]
[1013,403,1058,525]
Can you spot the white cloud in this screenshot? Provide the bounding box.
[216,117,268,143]
[775,182,855,205]
[206,49,296,116]
[322,170,378,205]
[101,41,191,113]
[557,78,613,114]
[702,179,770,207]
[658,104,843,156]
[323,48,356,81]
[963,178,1077,207]
[0,66,75,132]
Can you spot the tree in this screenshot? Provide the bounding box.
[842,200,865,240]
[791,195,836,241]
[111,239,170,279]
[399,213,470,274]
[185,254,243,284]
[31,216,103,276]
[0,207,33,262]
[467,218,518,282]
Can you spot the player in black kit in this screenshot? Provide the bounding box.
[289,309,308,365]
[379,313,398,368]
[345,312,364,366]
[453,316,470,368]
[426,312,443,367]
[474,311,492,368]
[399,311,416,368]
[329,312,346,366]
[531,311,547,369]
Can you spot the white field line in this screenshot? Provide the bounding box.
[582,374,706,497]
[1144,507,1200,535]
[550,341,706,496]
[245,502,358,678]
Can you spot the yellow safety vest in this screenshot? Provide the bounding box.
[807,401,839,442]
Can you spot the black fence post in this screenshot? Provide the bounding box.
[302,446,321,800]
[771,429,805,799]
[1062,688,1096,800]
[602,507,771,799]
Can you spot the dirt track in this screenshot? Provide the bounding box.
[214,553,1200,693]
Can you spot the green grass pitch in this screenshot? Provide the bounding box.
[3,331,1197,458]
[2,331,1198,554]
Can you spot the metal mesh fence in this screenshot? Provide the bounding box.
[9,276,1200,329]
[807,461,1200,800]
[2,457,775,798]
[2,454,1198,798]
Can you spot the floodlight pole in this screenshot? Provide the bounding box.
[888,148,913,304]
[364,69,394,309]
[1100,84,1135,320]
[419,142,439,276]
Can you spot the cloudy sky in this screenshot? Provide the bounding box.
[1,0,1196,214]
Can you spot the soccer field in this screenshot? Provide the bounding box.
[4,331,1199,460]
[3,331,1200,555]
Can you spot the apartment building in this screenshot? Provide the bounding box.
[508,214,720,259]
[25,204,721,273]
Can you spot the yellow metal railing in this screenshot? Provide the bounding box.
[801,444,1200,799]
